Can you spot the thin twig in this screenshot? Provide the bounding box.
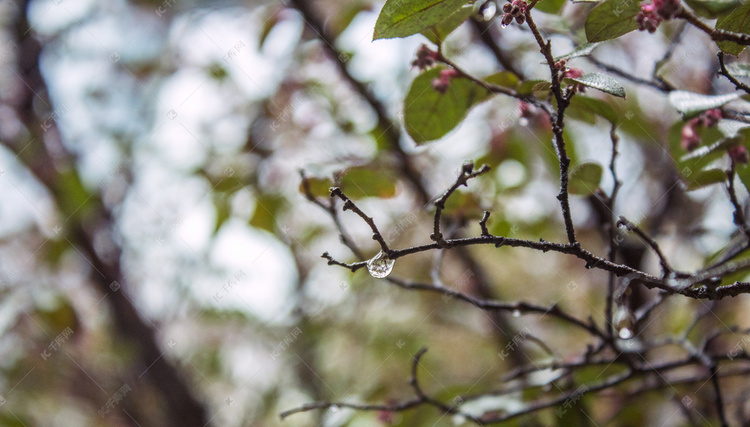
[617,216,674,277]
[718,52,750,95]
[432,162,491,246]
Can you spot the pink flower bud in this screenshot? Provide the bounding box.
[729,145,750,164]
[701,109,723,127]
[563,68,584,79]
[681,124,700,151]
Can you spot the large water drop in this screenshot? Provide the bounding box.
[367,251,395,279]
[481,2,497,21]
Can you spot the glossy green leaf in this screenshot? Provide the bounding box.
[716,2,750,55]
[404,66,493,143]
[685,0,740,18]
[584,0,641,42]
[568,162,603,195]
[373,0,468,40]
[569,73,626,98]
[554,42,602,62]
[668,91,740,118]
[422,5,473,45]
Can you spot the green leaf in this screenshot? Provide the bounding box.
[554,42,602,62]
[421,5,473,45]
[685,0,740,19]
[516,80,551,97]
[726,61,750,77]
[299,176,333,198]
[668,91,740,118]
[737,161,750,194]
[567,96,618,124]
[584,0,641,42]
[483,71,521,89]
[340,167,398,199]
[213,193,231,233]
[568,73,626,98]
[569,162,603,195]
[249,194,285,232]
[535,0,567,14]
[373,0,469,40]
[404,66,493,143]
[685,168,727,190]
[716,2,750,55]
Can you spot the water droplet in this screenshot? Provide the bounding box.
[519,117,529,127]
[613,305,635,340]
[618,327,633,340]
[481,2,497,21]
[512,310,521,318]
[367,251,395,279]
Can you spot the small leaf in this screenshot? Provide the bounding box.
[421,5,473,45]
[404,66,493,143]
[685,0,740,19]
[534,0,567,14]
[516,80,551,97]
[584,0,641,43]
[483,71,521,89]
[340,167,398,199]
[374,0,469,40]
[299,176,333,198]
[668,91,740,118]
[249,194,285,232]
[716,2,750,55]
[567,96,618,124]
[726,61,750,77]
[569,73,626,98]
[685,168,727,190]
[737,162,750,194]
[554,42,602,62]
[213,193,232,233]
[569,162,603,195]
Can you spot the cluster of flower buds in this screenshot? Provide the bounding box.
[501,0,527,27]
[637,0,682,33]
[554,59,586,92]
[729,145,750,164]
[431,68,459,93]
[680,109,722,152]
[412,44,439,70]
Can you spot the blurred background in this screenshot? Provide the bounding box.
[1,0,749,425]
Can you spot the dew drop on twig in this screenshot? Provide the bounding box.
[618,327,633,340]
[367,251,395,279]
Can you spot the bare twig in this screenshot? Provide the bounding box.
[431,162,491,246]
[617,216,674,277]
[718,52,750,95]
